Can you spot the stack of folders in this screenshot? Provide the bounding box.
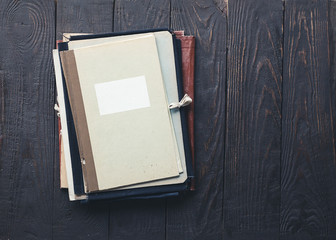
[52,29,195,202]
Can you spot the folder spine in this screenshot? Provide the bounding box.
[59,50,99,193]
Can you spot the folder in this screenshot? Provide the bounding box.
[53,29,195,201]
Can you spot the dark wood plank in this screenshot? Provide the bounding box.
[56,0,114,40]
[166,1,226,239]
[330,0,336,194]
[281,0,336,239]
[330,7,336,235]
[109,199,166,240]
[0,0,55,239]
[113,0,170,31]
[224,0,283,238]
[108,1,170,240]
[52,1,113,239]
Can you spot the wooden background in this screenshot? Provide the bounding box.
[1,0,336,239]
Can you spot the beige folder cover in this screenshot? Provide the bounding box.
[57,32,188,200]
[60,35,180,192]
[67,32,184,175]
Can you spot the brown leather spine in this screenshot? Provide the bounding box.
[175,32,196,191]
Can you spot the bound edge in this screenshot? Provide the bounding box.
[59,50,99,193]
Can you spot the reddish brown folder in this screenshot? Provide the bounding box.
[175,31,196,190]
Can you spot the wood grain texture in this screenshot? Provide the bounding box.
[52,1,113,239]
[166,1,226,239]
[109,199,166,240]
[0,0,55,239]
[56,0,114,40]
[1,1,336,239]
[109,1,170,239]
[281,0,336,239]
[224,0,283,238]
[113,0,170,31]
[330,0,336,194]
[330,7,336,236]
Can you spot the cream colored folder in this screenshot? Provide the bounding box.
[60,34,180,193]
[67,32,184,175]
[55,32,188,200]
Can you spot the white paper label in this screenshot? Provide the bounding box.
[94,75,151,115]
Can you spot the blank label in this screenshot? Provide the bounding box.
[94,75,151,115]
